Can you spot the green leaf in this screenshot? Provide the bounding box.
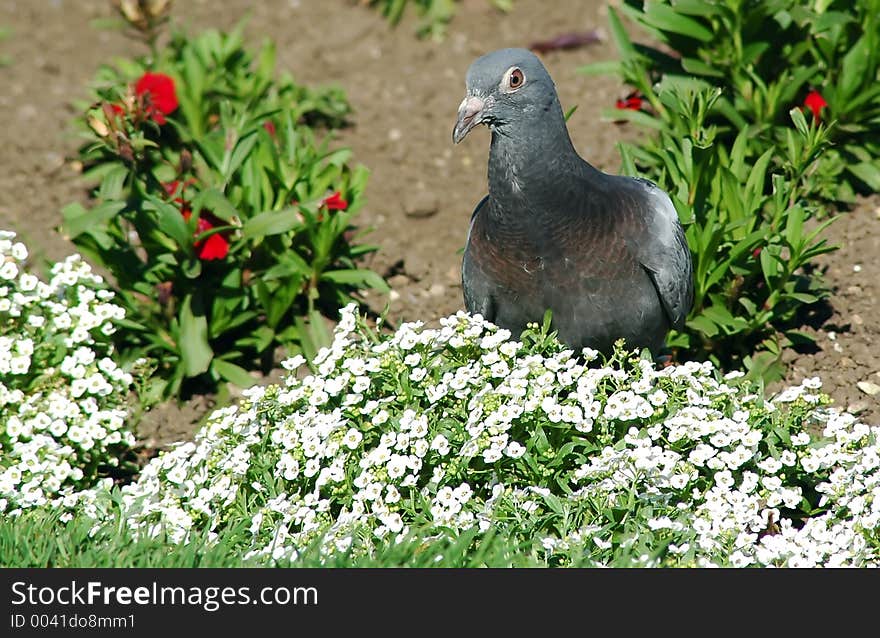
[530,425,551,455]
[261,253,311,281]
[192,188,240,222]
[212,359,255,388]
[680,57,724,78]
[686,314,719,337]
[641,2,714,42]
[741,42,770,67]
[250,325,276,353]
[242,206,301,240]
[839,33,871,101]
[148,197,193,251]
[321,269,390,292]
[223,131,259,181]
[182,257,202,280]
[847,161,880,191]
[738,297,757,315]
[783,329,817,346]
[669,0,722,17]
[61,200,126,239]
[257,38,276,84]
[701,304,739,329]
[759,246,781,287]
[743,148,774,208]
[179,293,213,377]
[784,292,819,304]
[789,107,809,137]
[744,349,786,384]
[783,205,804,248]
[607,6,636,58]
[293,309,332,362]
[97,164,129,201]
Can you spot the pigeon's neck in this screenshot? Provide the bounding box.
[486,111,598,214]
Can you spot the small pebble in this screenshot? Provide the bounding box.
[857,381,880,396]
[847,401,869,414]
[401,190,439,218]
[387,274,410,288]
[853,264,862,272]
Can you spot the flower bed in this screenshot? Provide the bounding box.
[0,232,136,517]
[110,304,879,567]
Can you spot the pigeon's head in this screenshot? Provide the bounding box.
[453,48,561,144]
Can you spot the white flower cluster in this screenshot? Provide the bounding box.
[0,231,136,516]
[114,303,880,566]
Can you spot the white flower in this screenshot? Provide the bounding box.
[18,273,38,291]
[166,466,187,484]
[343,428,363,450]
[404,353,421,367]
[281,354,306,371]
[387,454,408,479]
[304,458,320,478]
[9,355,29,375]
[0,261,18,280]
[430,435,450,456]
[10,242,27,260]
[757,456,783,474]
[309,389,329,407]
[505,441,526,458]
[791,432,811,446]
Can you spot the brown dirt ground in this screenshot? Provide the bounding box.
[1,0,878,450]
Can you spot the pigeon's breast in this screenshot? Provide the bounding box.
[463,204,650,324]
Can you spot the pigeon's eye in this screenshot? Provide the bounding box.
[504,67,525,91]
[509,69,523,88]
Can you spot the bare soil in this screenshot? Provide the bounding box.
[2,0,878,449]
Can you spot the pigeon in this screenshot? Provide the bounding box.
[453,48,693,356]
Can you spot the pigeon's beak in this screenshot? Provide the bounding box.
[453,95,485,144]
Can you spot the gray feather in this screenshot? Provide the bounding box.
[455,48,694,356]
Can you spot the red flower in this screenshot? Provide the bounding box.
[194,219,230,260]
[163,180,230,260]
[135,72,179,125]
[803,90,828,121]
[321,191,348,211]
[181,209,230,261]
[262,120,277,137]
[615,92,645,111]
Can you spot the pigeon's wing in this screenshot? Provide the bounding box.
[462,195,495,320]
[470,194,489,223]
[628,178,694,330]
